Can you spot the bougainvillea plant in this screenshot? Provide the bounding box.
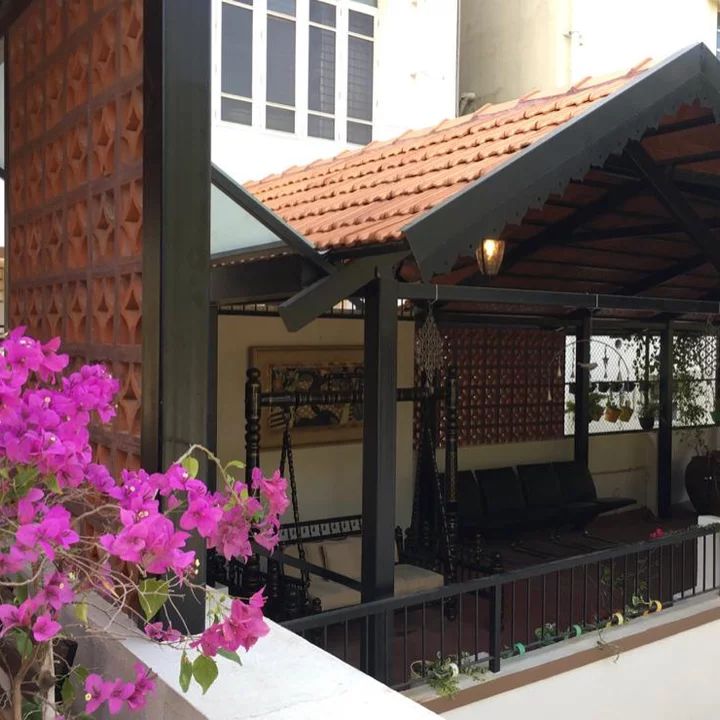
[0,329,288,720]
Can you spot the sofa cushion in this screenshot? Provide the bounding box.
[283,540,325,580]
[458,470,484,528]
[322,536,363,580]
[477,466,526,514]
[518,463,564,507]
[394,564,444,596]
[310,580,361,611]
[553,461,598,503]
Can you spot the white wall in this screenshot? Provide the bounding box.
[459,0,717,106]
[569,0,717,83]
[442,613,720,720]
[211,0,459,184]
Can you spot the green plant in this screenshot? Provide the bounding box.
[410,651,487,698]
[566,391,606,422]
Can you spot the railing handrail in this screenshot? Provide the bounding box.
[283,523,719,632]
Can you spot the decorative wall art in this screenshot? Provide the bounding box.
[249,346,365,447]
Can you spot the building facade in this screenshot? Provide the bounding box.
[459,0,718,109]
[211,0,459,183]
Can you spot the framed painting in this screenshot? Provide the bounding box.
[249,345,365,448]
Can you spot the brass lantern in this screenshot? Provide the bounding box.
[475,238,505,276]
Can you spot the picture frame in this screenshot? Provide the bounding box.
[249,345,365,448]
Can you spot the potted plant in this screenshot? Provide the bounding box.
[604,390,620,423]
[565,391,605,422]
[618,402,634,423]
[638,395,658,430]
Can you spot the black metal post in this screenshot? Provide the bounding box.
[445,366,459,584]
[658,321,674,518]
[361,276,398,682]
[143,0,211,633]
[207,304,219,494]
[574,312,592,468]
[489,584,502,672]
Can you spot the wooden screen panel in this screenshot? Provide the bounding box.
[416,326,565,448]
[7,0,144,473]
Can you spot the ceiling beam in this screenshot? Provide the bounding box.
[496,181,643,275]
[625,141,720,274]
[616,254,707,296]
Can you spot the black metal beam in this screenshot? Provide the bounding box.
[279,251,408,332]
[617,254,707,295]
[207,303,218,493]
[574,312,592,467]
[361,276,398,681]
[658,321,673,518]
[399,282,720,316]
[211,255,317,304]
[142,0,211,633]
[210,164,334,275]
[491,181,642,276]
[625,141,720,274]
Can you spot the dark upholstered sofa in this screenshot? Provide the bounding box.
[457,461,635,540]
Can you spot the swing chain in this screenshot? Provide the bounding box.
[280,408,309,594]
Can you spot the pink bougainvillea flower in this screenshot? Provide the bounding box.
[144,621,182,643]
[40,572,75,611]
[127,664,156,710]
[221,592,270,653]
[32,614,61,642]
[252,468,290,517]
[180,496,223,537]
[84,675,110,714]
[649,527,666,540]
[0,598,37,637]
[107,679,135,715]
[191,623,224,657]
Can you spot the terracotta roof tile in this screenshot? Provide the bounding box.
[245,62,658,251]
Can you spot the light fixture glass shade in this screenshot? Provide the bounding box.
[475,238,505,276]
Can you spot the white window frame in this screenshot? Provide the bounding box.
[214,0,377,145]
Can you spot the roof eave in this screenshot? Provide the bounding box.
[403,43,720,281]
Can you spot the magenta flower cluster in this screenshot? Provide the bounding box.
[0,329,288,716]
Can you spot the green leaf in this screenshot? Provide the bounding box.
[73,665,90,685]
[179,652,192,693]
[44,473,61,494]
[217,648,243,666]
[138,578,170,621]
[224,460,245,473]
[15,583,28,604]
[182,457,200,478]
[192,655,218,695]
[14,630,33,660]
[61,677,75,707]
[75,601,89,624]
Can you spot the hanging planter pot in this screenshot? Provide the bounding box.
[598,382,610,393]
[618,405,634,422]
[569,382,576,395]
[624,381,636,392]
[604,405,621,423]
[639,415,656,431]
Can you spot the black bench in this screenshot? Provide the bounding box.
[458,462,635,541]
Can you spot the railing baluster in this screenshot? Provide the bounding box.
[489,584,502,673]
[474,590,479,659]
[703,534,708,593]
[569,567,575,629]
[634,553,639,601]
[583,564,588,629]
[670,541,675,599]
[623,554,628,611]
[343,620,349,663]
[658,546,663,602]
[323,625,328,652]
[681,541,686,599]
[526,578,531,645]
[596,561,601,627]
[511,581,517,649]
[403,606,408,685]
[457,591,463,662]
[542,574,547,639]
[421,603,426,676]
[363,617,369,674]
[714,530,717,589]
[610,559,615,615]
[555,572,560,632]
[440,597,445,659]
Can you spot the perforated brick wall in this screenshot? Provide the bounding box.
[7,0,144,473]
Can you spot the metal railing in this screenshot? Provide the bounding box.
[282,524,720,689]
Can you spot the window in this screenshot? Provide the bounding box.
[218,0,376,144]
[221,1,253,125]
[308,1,336,139]
[347,9,373,145]
[266,0,296,132]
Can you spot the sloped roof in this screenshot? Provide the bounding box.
[245,59,655,251]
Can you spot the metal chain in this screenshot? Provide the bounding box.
[279,409,309,593]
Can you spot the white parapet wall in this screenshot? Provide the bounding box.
[74,608,439,720]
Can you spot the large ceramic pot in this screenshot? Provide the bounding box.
[685,454,720,515]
